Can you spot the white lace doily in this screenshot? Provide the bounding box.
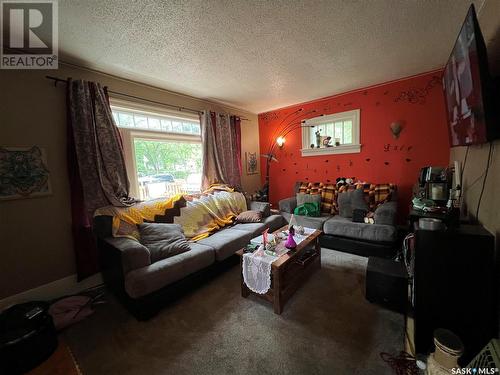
[242,227,316,294]
[242,251,277,294]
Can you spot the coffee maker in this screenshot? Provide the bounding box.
[417,166,450,205]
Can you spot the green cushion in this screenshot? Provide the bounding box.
[294,202,321,217]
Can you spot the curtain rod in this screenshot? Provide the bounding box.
[45,75,249,120]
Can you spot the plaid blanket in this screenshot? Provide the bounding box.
[297,181,396,214]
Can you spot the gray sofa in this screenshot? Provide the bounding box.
[278,183,398,258]
[94,201,285,319]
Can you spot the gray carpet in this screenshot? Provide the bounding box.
[64,249,403,374]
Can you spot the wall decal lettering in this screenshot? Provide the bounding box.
[384,143,414,152]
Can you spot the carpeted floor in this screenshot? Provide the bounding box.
[64,249,403,374]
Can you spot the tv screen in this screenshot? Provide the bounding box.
[442,5,498,147]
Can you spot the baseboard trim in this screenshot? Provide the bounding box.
[0,273,103,311]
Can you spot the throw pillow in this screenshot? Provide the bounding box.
[236,210,262,223]
[138,223,191,263]
[337,189,368,218]
[296,193,321,207]
[248,201,271,217]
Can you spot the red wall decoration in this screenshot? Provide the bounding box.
[258,70,450,218]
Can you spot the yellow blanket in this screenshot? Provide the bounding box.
[94,186,247,241]
[94,194,185,239]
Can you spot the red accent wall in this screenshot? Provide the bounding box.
[258,71,450,218]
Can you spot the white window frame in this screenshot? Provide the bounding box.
[301,109,361,157]
[109,98,202,199]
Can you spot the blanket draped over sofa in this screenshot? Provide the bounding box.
[94,185,247,241]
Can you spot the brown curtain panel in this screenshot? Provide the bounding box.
[200,111,242,190]
[67,79,135,279]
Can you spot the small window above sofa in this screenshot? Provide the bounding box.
[301,109,361,156]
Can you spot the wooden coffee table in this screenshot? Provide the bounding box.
[236,225,322,314]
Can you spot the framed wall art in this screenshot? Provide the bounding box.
[0,146,52,200]
[245,152,258,175]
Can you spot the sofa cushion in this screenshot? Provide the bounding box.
[368,184,395,210]
[103,237,151,273]
[198,229,253,261]
[337,189,368,218]
[138,223,191,263]
[296,193,321,206]
[323,216,396,243]
[124,242,215,298]
[278,196,297,214]
[231,214,285,237]
[281,212,329,230]
[374,201,398,226]
[248,201,271,217]
[355,183,396,211]
[230,222,267,237]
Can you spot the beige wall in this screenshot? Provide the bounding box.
[0,64,260,299]
[450,142,500,237]
[450,0,500,243]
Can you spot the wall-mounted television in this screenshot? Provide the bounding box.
[442,4,499,147]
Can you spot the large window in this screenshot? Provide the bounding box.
[112,108,200,135]
[111,100,202,201]
[301,109,361,156]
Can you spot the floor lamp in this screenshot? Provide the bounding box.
[256,109,317,202]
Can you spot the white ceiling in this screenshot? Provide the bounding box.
[58,0,491,114]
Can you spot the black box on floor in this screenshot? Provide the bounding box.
[0,302,58,374]
[366,257,408,313]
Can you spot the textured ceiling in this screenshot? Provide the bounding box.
[58,0,490,114]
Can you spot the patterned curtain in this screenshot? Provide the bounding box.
[231,115,242,178]
[67,79,135,279]
[200,111,242,190]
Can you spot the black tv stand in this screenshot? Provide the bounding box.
[411,223,497,364]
